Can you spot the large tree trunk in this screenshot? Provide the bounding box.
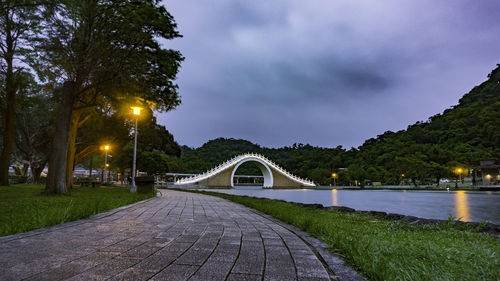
[0,89,15,186]
[44,82,77,194]
[65,109,83,189]
[0,32,16,186]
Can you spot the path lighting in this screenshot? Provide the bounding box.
[331,173,338,187]
[103,145,110,183]
[130,106,142,192]
[454,167,464,188]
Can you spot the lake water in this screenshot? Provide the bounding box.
[202,186,500,224]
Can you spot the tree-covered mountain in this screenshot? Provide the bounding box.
[167,65,500,186]
[353,64,500,185]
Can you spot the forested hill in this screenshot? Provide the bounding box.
[361,64,500,156]
[353,64,500,185]
[166,65,500,186]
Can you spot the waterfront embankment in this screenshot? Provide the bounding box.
[181,189,500,280]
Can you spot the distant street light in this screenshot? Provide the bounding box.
[331,172,338,187]
[130,106,142,192]
[454,167,464,188]
[104,145,110,183]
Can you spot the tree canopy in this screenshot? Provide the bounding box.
[29,0,183,194]
[0,0,183,192]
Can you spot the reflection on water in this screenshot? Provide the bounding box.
[331,189,338,206]
[210,187,500,224]
[454,191,470,221]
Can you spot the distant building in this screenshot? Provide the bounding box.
[472,160,500,187]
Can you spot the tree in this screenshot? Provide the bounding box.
[111,114,180,177]
[32,0,183,194]
[0,0,42,185]
[138,151,169,175]
[346,163,366,187]
[136,113,181,157]
[14,81,56,183]
[308,167,331,185]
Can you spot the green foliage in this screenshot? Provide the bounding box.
[138,150,170,175]
[31,0,184,111]
[191,190,500,281]
[137,116,181,156]
[0,184,154,237]
[110,117,180,175]
[14,88,57,183]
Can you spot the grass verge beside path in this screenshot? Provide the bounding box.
[0,184,154,237]
[185,189,500,281]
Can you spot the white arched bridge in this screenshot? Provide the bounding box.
[174,153,316,188]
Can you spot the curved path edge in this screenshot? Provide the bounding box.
[0,195,160,243]
[245,208,366,281]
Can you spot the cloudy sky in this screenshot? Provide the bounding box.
[158,0,500,149]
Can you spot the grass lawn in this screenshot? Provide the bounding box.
[186,190,500,281]
[0,184,154,237]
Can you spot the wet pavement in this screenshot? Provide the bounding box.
[0,190,363,281]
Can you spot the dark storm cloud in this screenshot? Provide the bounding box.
[227,60,390,104]
[159,0,500,148]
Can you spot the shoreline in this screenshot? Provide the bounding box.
[173,188,500,237]
[173,188,500,280]
[297,201,500,238]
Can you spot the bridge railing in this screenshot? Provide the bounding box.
[175,153,315,186]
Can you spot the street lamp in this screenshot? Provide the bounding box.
[454,167,463,188]
[331,173,337,187]
[130,106,142,192]
[458,168,463,183]
[104,145,110,183]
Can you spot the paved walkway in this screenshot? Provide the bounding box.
[0,190,362,281]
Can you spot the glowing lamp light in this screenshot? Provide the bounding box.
[104,145,110,150]
[132,106,142,116]
[331,173,338,178]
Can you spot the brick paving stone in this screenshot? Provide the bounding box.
[227,273,262,281]
[188,261,233,280]
[107,266,156,281]
[175,248,212,265]
[150,264,198,281]
[0,189,364,281]
[22,262,90,281]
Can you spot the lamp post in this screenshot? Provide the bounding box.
[104,145,110,183]
[105,163,110,182]
[130,107,141,192]
[455,168,463,188]
[331,173,337,187]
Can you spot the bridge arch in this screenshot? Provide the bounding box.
[174,153,316,188]
[230,157,273,188]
